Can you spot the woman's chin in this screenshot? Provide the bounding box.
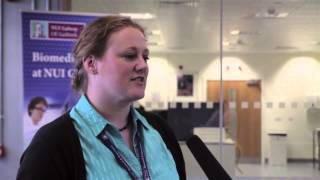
[127,92,145,102]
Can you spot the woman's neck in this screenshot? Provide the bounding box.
[85,93,131,128]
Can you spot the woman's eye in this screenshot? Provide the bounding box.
[120,50,149,62]
[123,54,137,60]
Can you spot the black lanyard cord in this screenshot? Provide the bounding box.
[137,133,151,180]
[97,129,151,180]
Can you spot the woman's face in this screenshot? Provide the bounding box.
[93,27,149,103]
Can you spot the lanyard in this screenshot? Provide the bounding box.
[97,128,151,180]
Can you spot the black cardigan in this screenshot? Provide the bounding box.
[17,111,186,180]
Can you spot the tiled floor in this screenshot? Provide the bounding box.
[187,162,320,180]
[235,162,320,180]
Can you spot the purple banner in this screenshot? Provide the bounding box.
[22,12,99,149]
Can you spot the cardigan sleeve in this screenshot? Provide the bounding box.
[17,114,86,180]
[17,125,64,180]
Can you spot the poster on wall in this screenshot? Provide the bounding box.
[22,12,100,149]
[177,74,193,96]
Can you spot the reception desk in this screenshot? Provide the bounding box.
[179,140,235,179]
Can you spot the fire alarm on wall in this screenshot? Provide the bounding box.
[0,145,5,157]
[7,0,21,2]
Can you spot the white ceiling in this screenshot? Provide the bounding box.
[72,0,320,53]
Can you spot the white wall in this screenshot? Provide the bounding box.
[143,52,320,160]
[0,1,61,180]
[0,1,30,179]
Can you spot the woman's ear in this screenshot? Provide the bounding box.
[83,56,98,74]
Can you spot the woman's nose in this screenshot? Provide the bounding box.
[134,55,148,72]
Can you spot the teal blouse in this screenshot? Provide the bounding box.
[70,95,179,180]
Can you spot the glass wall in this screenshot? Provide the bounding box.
[71,0,320,179]
[222,0,320,178]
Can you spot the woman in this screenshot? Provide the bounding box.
[27,96,48,125]
[17,16,185,180]
[24,96,48,148]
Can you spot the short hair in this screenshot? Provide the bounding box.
[27,96,48,116]
[72,15,145,92]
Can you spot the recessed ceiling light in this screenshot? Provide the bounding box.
[223,41,230,46]
[119,13,155,20]
[251,7,289,19]
[277,12,289,18]
[147,41,164,46]
[274,46,298,50]
[151,30,161,35]
[253,12,289,18]
[147,42,159,46]
[230,30,240,35]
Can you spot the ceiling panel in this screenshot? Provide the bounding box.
[72,0,320,52]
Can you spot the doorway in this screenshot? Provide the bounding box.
[207,80,261,161]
